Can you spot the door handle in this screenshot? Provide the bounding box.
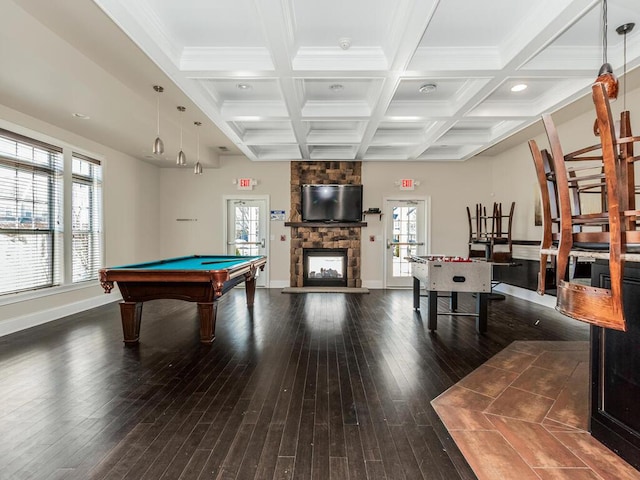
[227,240,266,248]
[387,241,425,249]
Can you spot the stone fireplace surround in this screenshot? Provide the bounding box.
[287,161,363,288]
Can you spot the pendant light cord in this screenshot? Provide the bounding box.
[623,29,628,110]
[156,95,160,136]
[602,0,608,65]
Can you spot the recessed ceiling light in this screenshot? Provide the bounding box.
[511,84,528,92]
[338,37,351,50]
[72,112,90,119]
[236,83,252,90]
[330,84,344,91]
[419,83,437,94]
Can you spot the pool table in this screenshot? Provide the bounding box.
[99,255,267,345]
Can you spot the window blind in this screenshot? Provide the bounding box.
[0,129,63,295]
[71,153,102,283]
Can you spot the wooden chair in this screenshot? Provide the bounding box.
[467,203,489,259]
[540,82,640,331]
[467,202,515,262]
[486,201,515,263]
[528,141,559,294]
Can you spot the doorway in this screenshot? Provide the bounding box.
[384,198,429,288]
[225,196,269,287]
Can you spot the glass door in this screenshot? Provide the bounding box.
[225,197,268,287]
[384,199,427,288]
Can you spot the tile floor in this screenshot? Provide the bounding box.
[432,341,640,480]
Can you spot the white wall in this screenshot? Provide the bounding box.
[361,159,495,286]
[0,103,160,335]
[158,156,495,288]
[158,156,291,286]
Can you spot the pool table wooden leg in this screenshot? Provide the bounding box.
[120,301,142,344]
[198,302,217,344]
[244,276,257,306]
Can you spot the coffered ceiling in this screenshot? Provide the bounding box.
[91,0,640,162]
[2,1,640,166]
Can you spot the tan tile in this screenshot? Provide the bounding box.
[457,365,519,398]
[533,467,602,480]
[528,341,589,352]
[485,349,538,374]
[507,341,552,356]
[488,416,586,468]
[542,418,584,433]
[511,366,570,399]
[431,385,495,412]
[552,432,640,480]
[532,350,589,376]
[486,387,554,423]
[546,362,589,430]
[433,405,494,431]
[507,341,588,355]
[449,430,540,480]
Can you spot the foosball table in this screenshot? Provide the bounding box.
[409,255,492,333]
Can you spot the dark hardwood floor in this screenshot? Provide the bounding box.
[0,289,589,480]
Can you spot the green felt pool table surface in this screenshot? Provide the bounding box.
[113,255,262,271]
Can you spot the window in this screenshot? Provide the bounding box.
[72,153,102,283]
[0,127,103,297]
[0,129,63,295]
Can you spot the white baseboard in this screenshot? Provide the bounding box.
[363,280,384,289]
[267,280,289,289]
[492,283,556,309]
[0,293,122,338]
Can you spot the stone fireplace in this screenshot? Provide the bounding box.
[287,161,363,288]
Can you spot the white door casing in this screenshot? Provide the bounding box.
[224,195,269,287]
[384,197,429,288]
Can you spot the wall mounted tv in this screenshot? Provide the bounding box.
[301,184,363,222]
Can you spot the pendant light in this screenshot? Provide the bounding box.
[152,85,164,154]
[176,106,187,166]
[616,22,635,111]
[595,0,618,100]
[193,121,203,175]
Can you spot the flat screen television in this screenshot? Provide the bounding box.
[301,184,363,222]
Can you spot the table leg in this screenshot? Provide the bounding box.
[476,292,488,333]
[245,276,257,306]
[198,302,217,344]
[428,289,438,331]
[119,301,143,344]
[413,277,421,310]
[450,291,458,312]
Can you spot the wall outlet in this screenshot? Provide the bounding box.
[369,235,375,242]
[280,234,286,241]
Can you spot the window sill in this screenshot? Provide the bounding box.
[0,281,100,307]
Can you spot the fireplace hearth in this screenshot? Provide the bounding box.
[303,248,347,287]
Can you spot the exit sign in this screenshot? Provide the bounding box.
[237,178,254,190]
[400,178,415,190]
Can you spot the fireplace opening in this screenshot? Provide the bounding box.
[303,248,347,287]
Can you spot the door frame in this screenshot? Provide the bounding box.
[223,194,270,288]
[382,195,431,288]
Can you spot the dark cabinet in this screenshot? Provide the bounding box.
[591,260,640,469]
